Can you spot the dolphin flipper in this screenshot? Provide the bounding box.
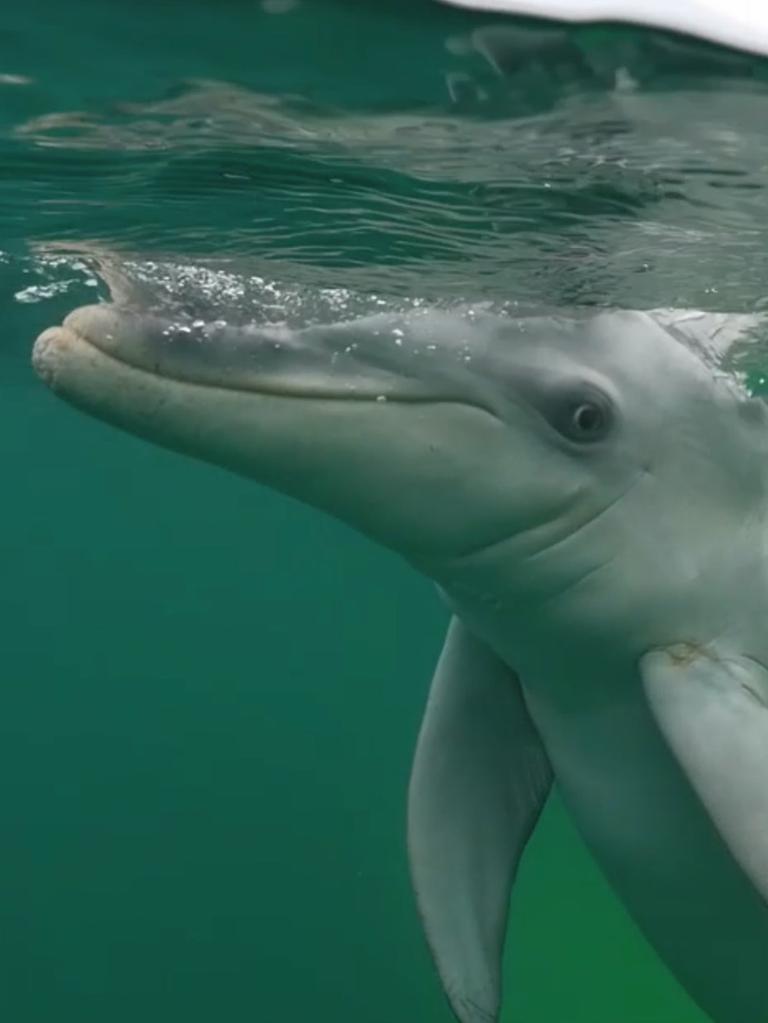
[642,644,768,904]
[408,618,552,1023]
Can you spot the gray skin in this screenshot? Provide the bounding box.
[33,302,768,1022]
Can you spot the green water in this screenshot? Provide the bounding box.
[4,2,768,1020]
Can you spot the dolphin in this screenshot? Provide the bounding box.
[32,300,768,1022]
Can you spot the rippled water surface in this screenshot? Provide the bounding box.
[4,2,768,1021]
[5,0,768,311]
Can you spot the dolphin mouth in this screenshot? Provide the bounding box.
[34,303,446,405]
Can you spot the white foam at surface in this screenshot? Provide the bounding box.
[438,0,768,58]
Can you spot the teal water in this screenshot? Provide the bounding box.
[4,2,768,1021]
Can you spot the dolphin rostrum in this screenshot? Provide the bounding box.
[32,301,768,1022]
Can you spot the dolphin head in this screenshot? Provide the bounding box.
[33,302,768,643]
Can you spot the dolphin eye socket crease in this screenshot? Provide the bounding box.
[558,394,612,443]
[523,377,615,446]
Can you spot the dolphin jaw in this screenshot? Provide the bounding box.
[32,308,530,564]
[39,305,399,405]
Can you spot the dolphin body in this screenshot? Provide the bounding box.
[33,302,768,1022]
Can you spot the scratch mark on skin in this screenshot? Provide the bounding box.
[740,683,768,708]
[654,645,768,708]
[664,642,715,668]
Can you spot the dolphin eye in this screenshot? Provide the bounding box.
[570,401,606,439]
[514,373,615,445]
[547,387,613,444]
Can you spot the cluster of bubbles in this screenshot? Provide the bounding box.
[15,245,541,326]
[8,244,768,396]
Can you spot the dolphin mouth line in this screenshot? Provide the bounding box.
[50,315,488,412]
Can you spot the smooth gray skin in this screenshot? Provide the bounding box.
[33,302,768,1022]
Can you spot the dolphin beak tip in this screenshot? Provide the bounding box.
[32,325,69,389]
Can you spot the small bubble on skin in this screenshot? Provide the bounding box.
[192,319,205,329]
[426,344,437,352]
[376,395,387,403]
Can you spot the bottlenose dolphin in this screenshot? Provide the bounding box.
[32,302,768,1022]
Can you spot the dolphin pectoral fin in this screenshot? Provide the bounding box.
[407,618,552,1023]
[642,644,768,903]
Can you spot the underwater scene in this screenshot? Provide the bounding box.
[4,2,768,1021]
